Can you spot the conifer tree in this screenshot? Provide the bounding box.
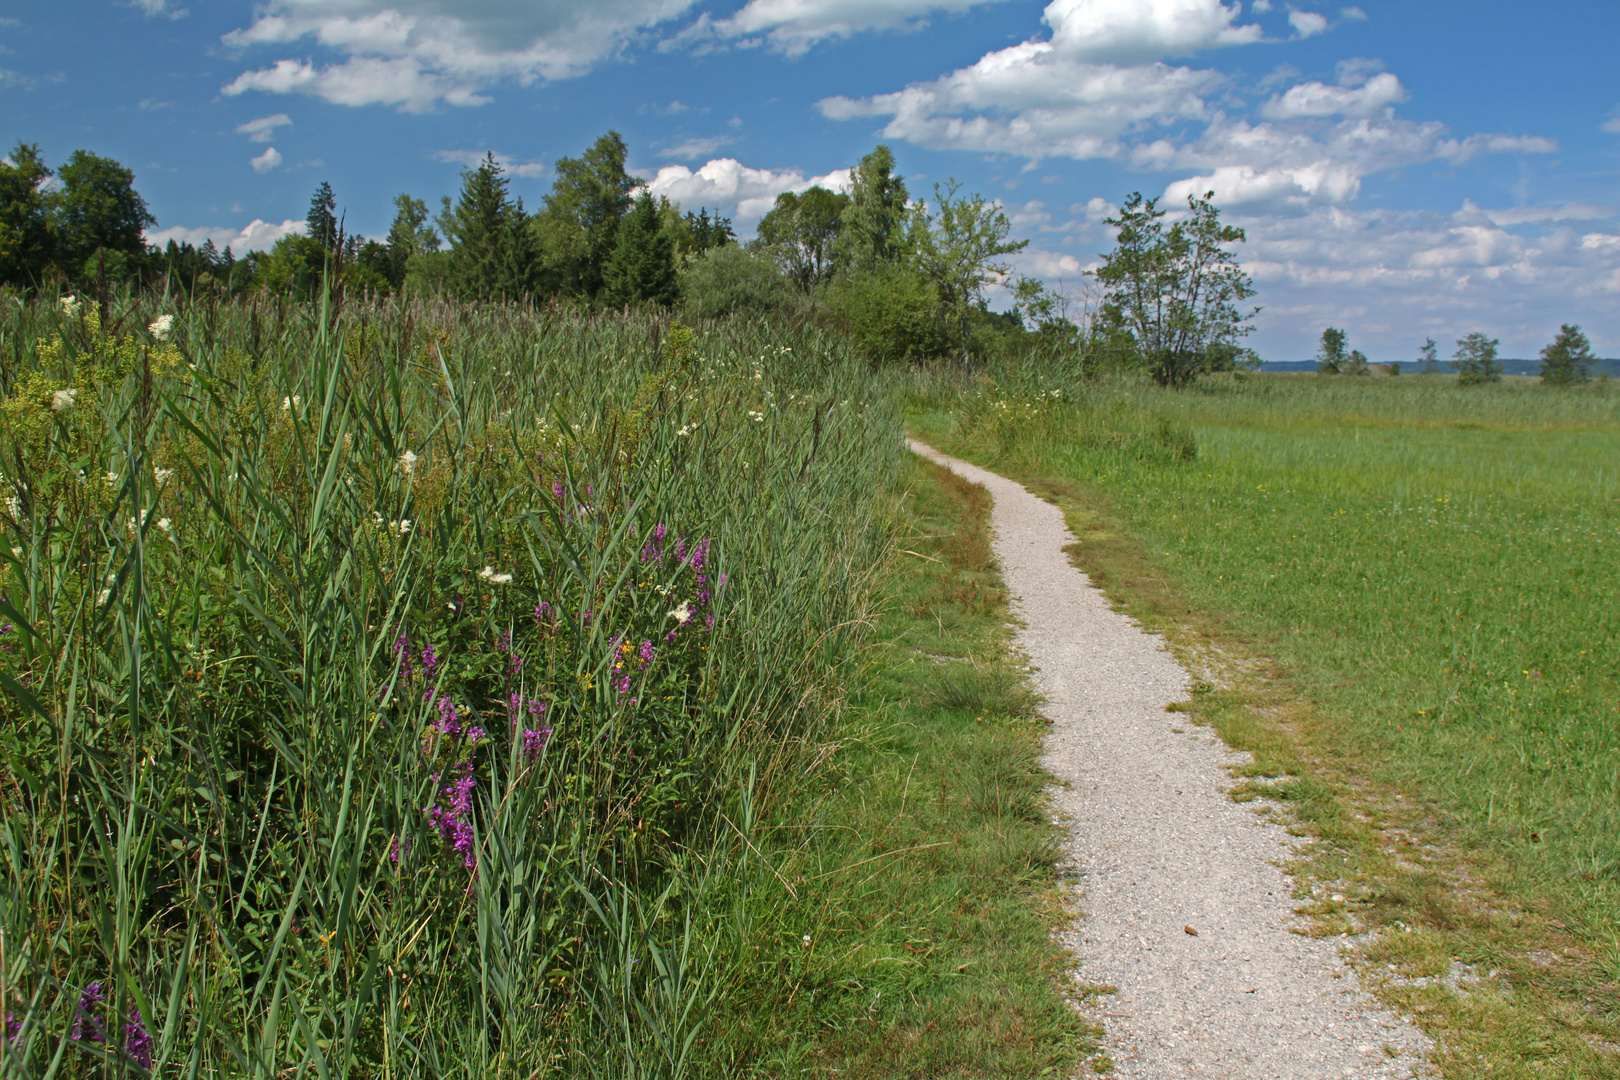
[602,191,677,308]
[306,181,339,252]
[1538,323,1595,384]
[438,154,535,302]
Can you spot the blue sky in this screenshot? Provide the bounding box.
[4,0,1618,361]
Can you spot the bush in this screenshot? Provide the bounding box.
[827,267,949,366]
[677,244,794,319]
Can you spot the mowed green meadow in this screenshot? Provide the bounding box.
[912,371,1620,1075]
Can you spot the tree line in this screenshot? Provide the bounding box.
[3,133,1268,379]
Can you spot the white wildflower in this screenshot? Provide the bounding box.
[676,423,697,437]
[155,517,172,535]
[105,471,119,485]
[60,295,80,317]
[153,466,173,485]
[668,601,694,625]
[51,388,77,411]
[148,314,174,341]
[281,395,302,412]
[397,450,418,478]
[97,588,111,606]
[747,410,764,423]
[479,566,513,585]
[393,519,411,536]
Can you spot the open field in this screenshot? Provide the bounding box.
[910,371,1620,1078]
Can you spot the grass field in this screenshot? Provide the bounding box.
[910,370,1620,1079]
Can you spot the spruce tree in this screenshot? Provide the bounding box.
[438,154,534,302]
[602,192,677,308]
[1538,323,1595,384]
[306,181,339,252]
[1452,332,1503,385]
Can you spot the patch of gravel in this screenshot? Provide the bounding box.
[910,440,1433,1080]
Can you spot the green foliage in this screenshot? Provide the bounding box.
[908,180,1027,368]
[1452,331,1503,385]
[438,154,537,301]
[676,244,793,320]
[1538,322,1595,385]
[255,232,332,301]
[828,266,949,366]
[754,187,849,291]
[306,180,339,252]
[1095,191,1257,388]
[1314,327,1348,374]
[602,192,679,308]
[1417,337,1440,373]
[384,193,440,288]
[835,145,910,274]
[0,142,58,286]
[54,150,156,275]
[537,132,636,299]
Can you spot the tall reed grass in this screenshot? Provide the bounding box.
[0,290,903,1076]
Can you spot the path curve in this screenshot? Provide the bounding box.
[910,440,1431,1080]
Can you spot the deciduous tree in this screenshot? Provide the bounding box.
[536,131,636,298]
[836,145,910,273]
[55,150,155,276]
[1417,337,1440,373]
[1314,328,1348,374]
[0,143,58,286]
[1452,332,1503,385]
[755,187,848,291]
[1095,191,1256,388]
[909,179,1027,368]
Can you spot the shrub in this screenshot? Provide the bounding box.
[827,267,949,366]
[677,244,794,319]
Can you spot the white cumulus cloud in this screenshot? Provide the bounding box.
[1287,9,1328,38]
[221,0,697,111]
[250,146,284,173]
[1260,72,1406,120]
[236,113,291,142]
[643,158,851,220]
[146,219,305,254]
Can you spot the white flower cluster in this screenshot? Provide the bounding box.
[676,422,698,437]
[747,410,764,423]
[149,314,174,341]
[479,566,514,585]
[281,395,303,412]
[370,512,411,537]
[60,295,80,317]
[51,388,77,411]
[668,601,694,625]
[153,466,173,486]
[397,450,418,478]
[125,510,173,537]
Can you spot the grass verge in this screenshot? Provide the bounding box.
[710,452,1096,1078]
[909,372,1620,1080]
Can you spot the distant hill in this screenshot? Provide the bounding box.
[1259,358,1620,377]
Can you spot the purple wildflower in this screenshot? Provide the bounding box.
[434,695,461,738]
[70,983,104,1043]
[553,480,564,501]
[420,643,437,681]
[5,1011,20,1046]
[390,833,409,864]
[425,762,477,869]
[533,600,553,625]
[122,1007,153,1069]
[522,726,552,762]
[638,640,655,664]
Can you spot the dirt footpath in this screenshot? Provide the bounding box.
[909,440,1431,1080]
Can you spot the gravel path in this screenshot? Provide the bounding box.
[909,440,1432,1080]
